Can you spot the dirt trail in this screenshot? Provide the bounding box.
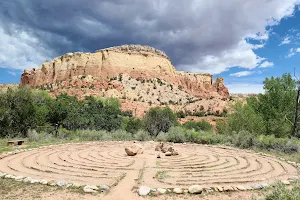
[0,141,298,200]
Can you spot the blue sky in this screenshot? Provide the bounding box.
[1,1,300,93]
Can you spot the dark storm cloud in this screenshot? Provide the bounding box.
[0,0,299,73]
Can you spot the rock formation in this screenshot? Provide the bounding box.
[20,45,230,116]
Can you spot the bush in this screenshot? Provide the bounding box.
[143,107,178,136]
[265,181,300,200]
[231,131,255,149]
[183,120,212,132]
[134,130,151,141]
[123,117,143,134]
[27,129,40,142]
[165,126,186,143]
[217,102,266,135]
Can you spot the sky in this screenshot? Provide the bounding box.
[1,0,300,94]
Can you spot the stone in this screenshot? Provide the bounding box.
[40,180,48,185]
[188,185,203,194]
[157,188,167,194]
[281,180,290,185]
[56,181,66,187]
[72,183,82,188]
[83,185,99,193]
[15,176,24,181]
[173,188,183,194]
[217,187,223,192]
[4,174,12,179]
[165,151,172,156]
[236,186,246,191]
[125,144,144,156]
[83,188,98,193]
[253,184,263,189]
[157,154,161,158]
[172,150,179,156]
[23,177,31,183]
[155,143,163,151]
[138,186,151,196]
[0,173,7,178]
[223,186,234,192]
[261,183,269,188]
[30,179,40,184]
[100,184,110,191]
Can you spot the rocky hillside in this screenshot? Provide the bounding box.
[21,45,230,117]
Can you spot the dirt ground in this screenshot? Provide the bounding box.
[0,141,298,200]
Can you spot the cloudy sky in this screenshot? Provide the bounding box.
[1,0,300,93]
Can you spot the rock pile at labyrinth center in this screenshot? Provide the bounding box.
[0,141,299,196]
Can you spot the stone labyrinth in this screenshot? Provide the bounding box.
[0,141,299,192]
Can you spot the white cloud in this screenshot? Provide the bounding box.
[259,61,274,68]
[286,47,300,58]
[0,25,52,70]
[7,71,16,76]
[230,71,255,77]
[279,36,291,45]
[228,83,264,94]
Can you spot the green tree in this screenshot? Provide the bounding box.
[247,73,296,137]
[143,107,178,136]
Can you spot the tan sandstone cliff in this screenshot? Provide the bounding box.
[21,45,229,117]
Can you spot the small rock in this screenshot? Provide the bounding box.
[0,173,7,178]
[15,176,24,181]
[138,186,151,196]
[261,183,269,188]
[253,184,263,189]
[172,151,179,156]
[223,186,234,192]
[188,185,203,194]
[157,188,167,194]
[83,188,97,193]
[281,180,290,185]
[217,187,223,192]
[56,181,66,187]
[157,154,161,158]
[30,179,40,184]
[4,174,12,179]
[173,188,183,194]
[72,183,82,188]
[236,186,246,191]
[40,180,48,185]
[23,177,31,183]
[100,184,110,191]
[66,183,73,188]
[184,189,189,193]
[165,152,172,156]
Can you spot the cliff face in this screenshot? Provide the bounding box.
[21,45,228,98]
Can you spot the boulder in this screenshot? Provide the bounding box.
[188,185,203,194]
[138,186,151,196]
[165,152,172,156]
[125,144,144,156]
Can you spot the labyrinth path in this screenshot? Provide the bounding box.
[0,141,298,191]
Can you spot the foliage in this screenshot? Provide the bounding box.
[265,181,300,200]
[217,102,266,135]
[143,107,178,136]
[183,120,212,132]
[134,130,151,141]
[247,73,296,137]
[123,117,143,134]
[0,87,123,138]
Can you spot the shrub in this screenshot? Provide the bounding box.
[143,107,178,136]
[183,120,212,132]
[27,129,40,142]
[156,132,168,142]
[123,117,143,134]
[231,131,255,149]
[265,181,300,200]
[165,126,186,143]
[217,102,266,135]
[134,130,151,141]
[176,110,186,118]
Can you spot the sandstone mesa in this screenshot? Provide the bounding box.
[20,45,230,117]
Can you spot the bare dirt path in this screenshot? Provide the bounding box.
[0,141,298,199]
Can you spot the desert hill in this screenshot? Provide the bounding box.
[20,45,230,117]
